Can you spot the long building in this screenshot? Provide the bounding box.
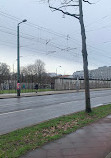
[73,66,111,80]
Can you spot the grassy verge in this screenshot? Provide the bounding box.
[0,104,111,158]
[0,89,53,94]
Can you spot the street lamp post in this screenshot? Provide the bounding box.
[56,66,61,76]
[17,19,27,96]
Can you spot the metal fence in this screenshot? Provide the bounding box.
[0,79,53,94]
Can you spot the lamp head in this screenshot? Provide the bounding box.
[22,19,27,23]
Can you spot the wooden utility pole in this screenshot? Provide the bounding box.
[79,0,91,112]
[48,0,92,112]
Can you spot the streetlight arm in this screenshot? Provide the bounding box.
[18,19,27,26]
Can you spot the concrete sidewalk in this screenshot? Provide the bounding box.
[0,90,78,99]
[21,115,111,158]
[1,88,111,99]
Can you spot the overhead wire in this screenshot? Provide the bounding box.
[0,24,111,66]
[0,9,111,68]
[0,22,110,62]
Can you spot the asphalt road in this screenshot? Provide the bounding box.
[0,89,111,135]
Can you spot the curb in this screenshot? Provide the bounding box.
[105,152,111,158]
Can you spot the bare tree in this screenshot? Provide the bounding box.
[33,59,45,85]
[47,0,92,112]
[0,62,10,84]
[21,64,35,76]
[33,59,45,76]
[21,59,46,85]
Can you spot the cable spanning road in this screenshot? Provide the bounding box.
[0,89,111,135]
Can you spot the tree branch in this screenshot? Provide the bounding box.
[58,4,79,9]
[48,4,79,19]
[83,0,92,4]
[61,0,74,5]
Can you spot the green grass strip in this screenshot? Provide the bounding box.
[0,89,53,94]
[0,104,111,158]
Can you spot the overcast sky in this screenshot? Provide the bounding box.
[0,0,111,75]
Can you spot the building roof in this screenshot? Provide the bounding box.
[57,75,74,79]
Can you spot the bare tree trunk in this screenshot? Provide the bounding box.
[79,0,91,112]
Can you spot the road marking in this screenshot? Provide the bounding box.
[0,109,32,116]
[0,101,37,107]
[0,103,20,107]
[59,100,80,105]
[94,104,103,107]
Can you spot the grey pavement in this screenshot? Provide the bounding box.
[0,90,79,99]
[105,152,111,158]
[21,115,111,158]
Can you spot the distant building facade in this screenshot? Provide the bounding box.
[73,66,111,80]
[73,71,84,79]
[48,73,57,77]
